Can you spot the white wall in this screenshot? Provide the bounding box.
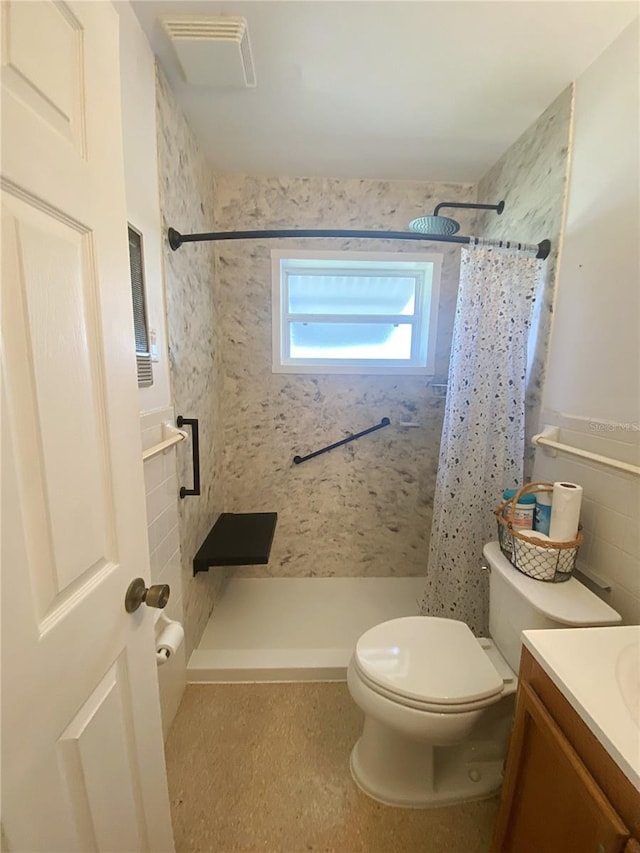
[543,19,639,423]
[117,0,171,414]
[116,0,185,737]
[534,20,640,624]
[140,409,186,740]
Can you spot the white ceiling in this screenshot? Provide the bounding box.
[132,1,638,182]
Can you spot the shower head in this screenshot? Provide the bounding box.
[408,214,460,236]
[409,200,504,236]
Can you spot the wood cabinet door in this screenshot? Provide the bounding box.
[492,682,629,853]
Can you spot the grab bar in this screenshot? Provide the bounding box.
[293,417,391,465]
[177,416,201,497]
[532,425,640,477]
[142,422,188,462]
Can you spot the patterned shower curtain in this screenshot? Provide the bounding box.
[419,243,544,635]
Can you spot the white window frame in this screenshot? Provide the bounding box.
[271,249,442,375]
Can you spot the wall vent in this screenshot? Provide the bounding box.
[128,225,153,388]
[161,16,256,88]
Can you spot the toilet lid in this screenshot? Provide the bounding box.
[355,617,504,706]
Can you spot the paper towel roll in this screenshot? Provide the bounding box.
[549,481,583,542]
[156,618,184,666]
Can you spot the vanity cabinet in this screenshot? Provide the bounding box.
[492,647,640,853]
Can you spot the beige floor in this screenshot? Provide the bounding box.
[165,683,498,853]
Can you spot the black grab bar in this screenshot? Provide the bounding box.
[293,418,391,465]
[177,416,200,498]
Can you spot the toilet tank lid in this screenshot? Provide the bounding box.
[483,542,621,626]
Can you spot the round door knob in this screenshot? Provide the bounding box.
[145,584,170,609]
[125,578,170,613]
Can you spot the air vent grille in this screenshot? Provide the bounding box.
[136,353,153,388]
[163,19,246,39]
[161,16,256,87]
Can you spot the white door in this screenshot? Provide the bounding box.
[1,2,174,850]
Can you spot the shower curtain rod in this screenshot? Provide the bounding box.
[167,227,551,260]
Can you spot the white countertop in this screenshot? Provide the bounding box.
[522,626,640,789]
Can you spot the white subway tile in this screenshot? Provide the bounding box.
[148,503,179,553]
[145,475,178,524]
[162,446,178,482]
[578,497,596,533]
[158,548,182,602]
[579,528,595,570]
[140,424,162,452]
[588,535,640,595]
[155,524,180,574]
[605,583,640,626]
[611,550,640,598]
[587,534,617,571]
[559,427,640,466]
[149,543,165,584]
[628,480,640,521]
[143,454,166,495]
[593,505,631,552]
[621,523,640,560]
[141,407,175,432]
[599,470,638,515]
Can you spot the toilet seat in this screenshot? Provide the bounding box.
[354,616,504,711]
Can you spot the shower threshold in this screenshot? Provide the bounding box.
[188,577,424,683]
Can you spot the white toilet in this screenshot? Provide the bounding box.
[347,541,621,808]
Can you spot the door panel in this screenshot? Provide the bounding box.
[1,2,174,850]
[4,196,115,610]
[1,0,86,152]
[58,656,146,853]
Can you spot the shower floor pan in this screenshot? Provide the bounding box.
[188,577,424,683]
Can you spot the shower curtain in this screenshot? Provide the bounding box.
[419,243,544,635]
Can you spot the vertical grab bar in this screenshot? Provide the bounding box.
[177,416,200,499]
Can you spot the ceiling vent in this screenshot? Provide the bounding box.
[161,16,256,88]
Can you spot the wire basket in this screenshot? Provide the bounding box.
[495,482,583,583]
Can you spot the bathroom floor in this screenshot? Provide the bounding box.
[165,683,498,852]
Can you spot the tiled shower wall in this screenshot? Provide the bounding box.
[152,69,575,647]
[155,68,227,659]
[215,176,476,578]
[474,86,574,471]
[474,87,572,247]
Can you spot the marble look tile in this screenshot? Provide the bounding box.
[155,65,227,658]
[474,87,573,477]
[215,175,474,580]
[156,77,571,638]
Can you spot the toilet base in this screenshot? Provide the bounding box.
[350,717,505,808]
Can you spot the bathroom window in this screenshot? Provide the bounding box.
[272,250,442,374]
[128,225,153,387]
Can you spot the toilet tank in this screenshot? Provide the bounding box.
[484,541,621,673]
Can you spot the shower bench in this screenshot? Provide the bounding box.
[192,512,277,574]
